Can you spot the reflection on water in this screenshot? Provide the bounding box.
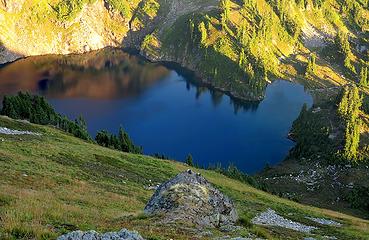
[0,48,260,112]
[0,48,313,173]
[0,48,170,99]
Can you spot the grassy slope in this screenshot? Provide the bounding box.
[0,116,369,240]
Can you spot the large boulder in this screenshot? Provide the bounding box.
[144,170,238,228]
[57,229,144,240]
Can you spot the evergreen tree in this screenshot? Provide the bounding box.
[95,130,111,147]
[221,0,231,21]
[359,65,368,87]
[338,86,363,161]
[198,22,207,46]
[335,31,356,74]
[305,53,317,76]
[239,48,246,68]
[237,19,248,46]
[185,154,194,166]
[220,0,231,31]
[343,119,361,160]
[338,86,349,117]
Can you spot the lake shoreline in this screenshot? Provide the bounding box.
[0,48,313,174]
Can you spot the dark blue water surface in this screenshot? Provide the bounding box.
[0,49,312,173]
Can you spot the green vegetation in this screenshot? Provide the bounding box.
[338,86,363,161]
[1,116,369,239]
[185,154,194,166]
[105,0,131,17]
[54,0,97,21]
[208,163,265,190]
[151,0,368,99]
[288,85,368,164]
[52,0,137,20]
[1,0,369,236]
[1,92,90,141]
[1,0,369,101]
[261,85,369,216]
[0,92,142,155]
[335,31,356,74]
[95,128,142,154]
[305,53,317,77]
[289,103,337,162]
[345,186,369,210]
[359,64,368,87]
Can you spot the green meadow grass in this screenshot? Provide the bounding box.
[0,116,368,239]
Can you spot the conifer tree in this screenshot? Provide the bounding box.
[186,154,194,166]
[359,65,368,87]
[305,53,317,76]
[335,31,356,74]
[338,86,349,117]
[338,86,363,161]
[221,0,231,21]
[198,22,207,46]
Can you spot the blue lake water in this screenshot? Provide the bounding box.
[0,49,313,173]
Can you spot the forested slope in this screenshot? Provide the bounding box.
[0,0,368,100]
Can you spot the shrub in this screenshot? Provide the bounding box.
[54,0,94,21]
[345,186,369,210]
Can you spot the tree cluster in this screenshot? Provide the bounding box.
[338,86,362,161]
[335,31,356,74]
[95,127,142,154]
[1,92,142,155]
[1,92,90,140]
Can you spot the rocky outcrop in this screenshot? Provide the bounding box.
[57,229,144,240]
[144,170,238,228]
[0,44,23,64]
[0,0,128,64]
[0,0,218,65]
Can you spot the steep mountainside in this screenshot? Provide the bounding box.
[1,0,368,100]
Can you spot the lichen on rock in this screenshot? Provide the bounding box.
[57,228,144,240]
[144,169,238,228]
